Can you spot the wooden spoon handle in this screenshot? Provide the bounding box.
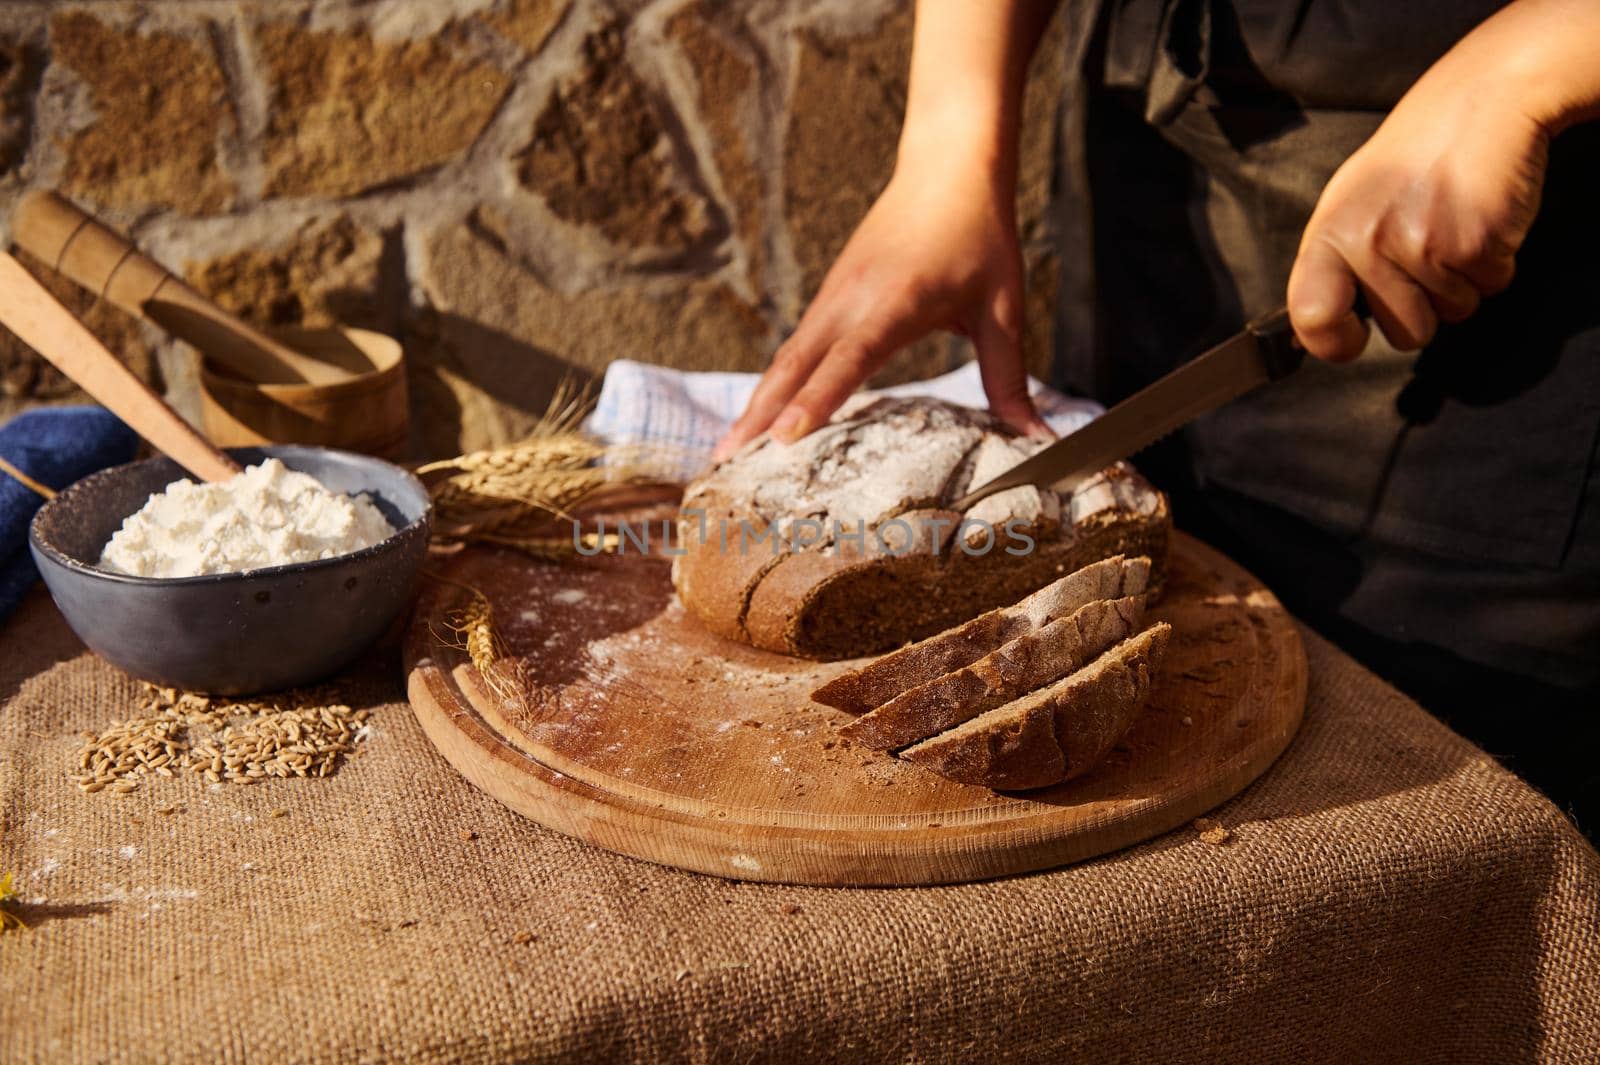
[10,191,345,386]
[0,252,241,483]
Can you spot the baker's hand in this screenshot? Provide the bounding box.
[712,166,1047,461]
[1287,30,1554,361]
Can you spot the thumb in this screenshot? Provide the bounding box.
[972,287,1050,440]
[1288,237,1371,363]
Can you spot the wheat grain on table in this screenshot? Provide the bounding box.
[1,586,1598,1062]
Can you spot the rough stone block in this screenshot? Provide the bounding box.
[410,217,770,455]
[0,36,39,178]
[185,216,393,333]
[482,0,571,56]
[517,22,713,254]
[665,4,766,293]
[257,22,512,199]
[1018,6,1068,244]
[783,8,909,302]
[53,12,236,213]
[0,248,157,422]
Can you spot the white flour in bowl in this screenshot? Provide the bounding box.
[100,458,395,578]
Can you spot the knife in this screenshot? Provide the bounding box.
[951,306,1304,510]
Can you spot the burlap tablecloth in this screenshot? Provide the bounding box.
[3,588,1598,1064]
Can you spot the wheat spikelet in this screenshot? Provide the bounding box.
[0,872,25,932]
[418,435,606,482]
[431,582,529,708]
[531,373,594,437]
[422,375,678,557]
[426,434,657,545]
[417,375,599,479]
[474,531,622,559]
[438,465,610,514]
[453,589,500,673]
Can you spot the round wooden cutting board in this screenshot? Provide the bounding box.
[405,531,1306,886]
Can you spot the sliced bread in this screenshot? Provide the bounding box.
[900,623,1172,790]
[811,555,1150,714]
[837,595,1147,750]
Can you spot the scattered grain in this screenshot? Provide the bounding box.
[1195,817,1231,846]
[70,681,371,799]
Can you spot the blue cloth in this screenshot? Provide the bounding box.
[0,406,139,621]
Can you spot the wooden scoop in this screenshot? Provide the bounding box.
[0,252,241,483]
[10,191,355,386]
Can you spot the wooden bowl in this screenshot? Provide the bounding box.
[198,326,409,460]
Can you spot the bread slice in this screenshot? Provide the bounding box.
[837,595,1146,750]
[901,623,1171,790]
[810,555,1150,714]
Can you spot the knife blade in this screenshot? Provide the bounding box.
[950,306,1304,511]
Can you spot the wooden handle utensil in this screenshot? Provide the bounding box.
[0,252,241,483]
[10,190,350,386]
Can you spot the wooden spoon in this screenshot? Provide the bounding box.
[0,251,241,483]
[10,191,355,386]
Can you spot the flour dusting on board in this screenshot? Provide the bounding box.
[446,544,946,804]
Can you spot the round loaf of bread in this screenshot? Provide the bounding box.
[672,396,1170,659]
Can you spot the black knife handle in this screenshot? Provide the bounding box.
[1246,307,1305,380]
[1247,291,1373,380]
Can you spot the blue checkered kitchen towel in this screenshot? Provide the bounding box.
[585,359,1102,480]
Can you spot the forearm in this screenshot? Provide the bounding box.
[1430,0,1600,132]
[715,3,1061,453]
[898,0,1061,183]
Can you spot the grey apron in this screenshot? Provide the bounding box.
[1052,0,1600,685]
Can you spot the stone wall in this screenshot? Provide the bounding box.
[0,0,1066,459]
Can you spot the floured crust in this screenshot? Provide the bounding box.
[673,397,1170,659]
[900,624,1171,790]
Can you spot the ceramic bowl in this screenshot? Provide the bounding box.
[29,445,431,694]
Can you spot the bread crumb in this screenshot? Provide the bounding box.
[459,829,477,841]
[779,902,801,915]
[1194,817,1231,846]
[270,808,288,818]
